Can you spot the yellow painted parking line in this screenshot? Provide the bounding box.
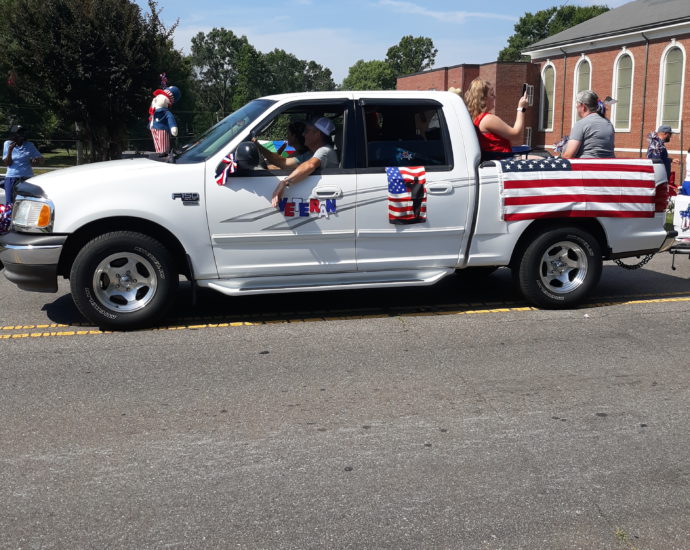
[2,294,689,340]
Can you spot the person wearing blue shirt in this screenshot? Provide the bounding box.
[2,125,43,204]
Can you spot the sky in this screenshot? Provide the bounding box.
[139,0,631,84]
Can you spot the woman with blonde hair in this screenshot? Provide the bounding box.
[464,78,529,160]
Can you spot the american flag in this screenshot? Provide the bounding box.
[498,158,657,221]
[215,153,238,186]
[386,166,427,224]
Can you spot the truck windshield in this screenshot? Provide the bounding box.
[176,99,275,163]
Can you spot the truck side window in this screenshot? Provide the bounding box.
[254,105,347,170]
[363,104,448,168]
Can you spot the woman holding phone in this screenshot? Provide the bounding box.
[464,78,529,161]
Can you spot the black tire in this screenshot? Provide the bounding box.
[69,231,178,329]
[514,227,602,308]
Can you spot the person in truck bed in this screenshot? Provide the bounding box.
[464,77,530,161]
[562,90,615,159]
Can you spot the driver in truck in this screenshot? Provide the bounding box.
[270,117,337,208]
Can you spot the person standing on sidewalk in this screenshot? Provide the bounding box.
[2,125,43,204]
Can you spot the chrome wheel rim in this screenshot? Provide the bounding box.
[538,240,588,294]
[92,252,158,313]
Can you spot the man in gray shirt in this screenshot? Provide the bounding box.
[272,117,338,207]
[562,90,615,159]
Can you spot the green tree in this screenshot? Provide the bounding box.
[498,5,610,62]
[190,28,250,120]
[302,60,336,92]
[385,35,438,76]
[0,0,184,161]
[341,60,397,91]
[262,49,335,94]
[189,35,335,124]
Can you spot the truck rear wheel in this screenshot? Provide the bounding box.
[70,231,177,329]
[515,227,602,308]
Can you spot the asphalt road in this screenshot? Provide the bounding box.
[1,255,690,549]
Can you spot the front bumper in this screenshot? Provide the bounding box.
[0,232,67,292]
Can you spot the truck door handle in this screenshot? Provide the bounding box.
[427,182,453,194]
[314,186,342,199]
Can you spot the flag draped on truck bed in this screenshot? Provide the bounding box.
[497,158,657,221]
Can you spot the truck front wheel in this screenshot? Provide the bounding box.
[515,227,602,308]
[70,231,178,329]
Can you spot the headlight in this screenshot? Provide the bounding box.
[12,197,54,233]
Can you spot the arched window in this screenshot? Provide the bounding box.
[613,52,633,131]
[540,64,555,131]
[573,57,591,122]
[659,45,685,130]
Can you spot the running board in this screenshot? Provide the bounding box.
[197,268,454,296]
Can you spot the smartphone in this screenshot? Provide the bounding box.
[521,83,528,96]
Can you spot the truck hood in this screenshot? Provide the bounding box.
[27,158,182,193]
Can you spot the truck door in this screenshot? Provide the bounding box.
[354,98,473,270]
[205,99,357,278]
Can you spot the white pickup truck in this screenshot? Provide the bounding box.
[0,91,676,328]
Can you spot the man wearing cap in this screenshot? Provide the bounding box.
[2,125,43,205]
[271,117,338,208]
[647,124,679,183]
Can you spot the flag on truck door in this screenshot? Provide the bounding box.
[497,158,657,221]
[386,166,427,224]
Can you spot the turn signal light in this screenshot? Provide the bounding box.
[37,204,51,227]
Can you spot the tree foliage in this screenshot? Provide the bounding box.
[190,31,335,125]
[498,5,610,62]
[385,35,438,76]
[342,35,437,91]
[0,0,187,160]
[341,60,397,91]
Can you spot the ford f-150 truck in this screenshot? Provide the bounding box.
[0,91,676,328]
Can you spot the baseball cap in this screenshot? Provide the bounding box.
[656,124,672,134]
[309,117,335,137]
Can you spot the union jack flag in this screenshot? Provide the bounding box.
[215,153,238,186]
[386,166,427,224]
[498,158,657,221]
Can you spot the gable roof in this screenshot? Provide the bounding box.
[524,0,690,53]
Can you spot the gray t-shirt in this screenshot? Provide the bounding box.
[569,113,615,158]
[295,145,338,168]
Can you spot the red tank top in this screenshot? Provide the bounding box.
[473,112,511,153]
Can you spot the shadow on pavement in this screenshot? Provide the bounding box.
[37,263,690,329]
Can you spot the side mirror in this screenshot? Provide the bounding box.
[234,141,262,171]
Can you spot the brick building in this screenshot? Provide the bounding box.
[397,62,542,148]
[523,0,690,180]
[397,0,690,180]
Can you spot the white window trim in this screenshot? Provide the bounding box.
[656,41,686,133]
[571,55,593,128]
[611,49,634,132]
[539,61,556,132]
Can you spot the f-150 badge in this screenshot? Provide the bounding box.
[172,193,200,203]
